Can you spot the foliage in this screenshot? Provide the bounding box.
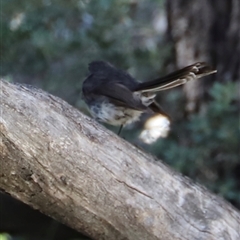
[0,233,11,240]
[2,0,169,106]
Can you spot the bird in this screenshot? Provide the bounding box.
[82,61,217,134]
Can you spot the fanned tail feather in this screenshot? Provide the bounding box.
[136,62,217,93]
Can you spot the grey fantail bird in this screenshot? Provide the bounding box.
[82,61,217,134]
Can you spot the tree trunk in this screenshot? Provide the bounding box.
[1,79,240,240]
[209,0,240,81]
[167,0,240,111]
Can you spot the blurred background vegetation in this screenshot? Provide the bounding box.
[1,0,239,239]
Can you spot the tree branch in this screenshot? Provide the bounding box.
[0,79,239,240]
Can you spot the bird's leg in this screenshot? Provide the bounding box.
[118,125,123,135]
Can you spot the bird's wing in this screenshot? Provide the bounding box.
[97,82,146,111]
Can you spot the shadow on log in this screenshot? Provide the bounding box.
[0,79,240,240]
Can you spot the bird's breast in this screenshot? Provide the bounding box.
[89,101,143,126]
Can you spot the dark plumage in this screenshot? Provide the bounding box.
[82,61,217,131]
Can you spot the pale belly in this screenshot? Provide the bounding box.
[90,102,143,126]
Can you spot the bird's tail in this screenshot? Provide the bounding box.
[135,62,217,93]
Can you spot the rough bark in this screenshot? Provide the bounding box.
[0,79,240,240]
[167,0,212,112]
[209,0,240,81]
